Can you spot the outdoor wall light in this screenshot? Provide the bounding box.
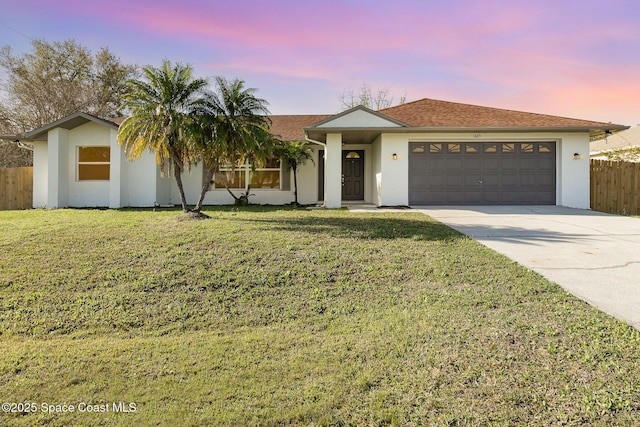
[573,153,581,160]
[392,153,398,160]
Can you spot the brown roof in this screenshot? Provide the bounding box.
[269,114,331,141]
[379,98,625,129]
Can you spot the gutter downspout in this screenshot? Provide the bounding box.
[304,135,326,148]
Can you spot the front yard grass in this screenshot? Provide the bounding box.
[1,207,639,426]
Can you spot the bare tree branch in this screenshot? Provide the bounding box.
[339,83,406,111]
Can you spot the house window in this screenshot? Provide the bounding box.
[539,143,553,153]
[521,143,534,153]
[251,158,281,189]
[465,143,480,153]
[429,143,443,153]
[447,143,461,153]
[213,169,246,189]
[78,146,110,181]
[484,144,497,153]
[209,158,281,190]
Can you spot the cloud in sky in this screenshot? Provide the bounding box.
[1,0,639,124]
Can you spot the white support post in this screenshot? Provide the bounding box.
[324,133,342,208]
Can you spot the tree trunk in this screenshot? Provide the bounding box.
[239,183,252,206]
[194,165,216,212]
[292,165,299,206]
[173,159,189,212]
[226,186,241,203]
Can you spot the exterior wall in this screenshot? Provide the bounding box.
[66,123,110,207]
[125,150,162,207]
[109,128,124,208]
[47,128,69,208]
[556,133,590,208]
[155,165,173,206]
[371,136,382,206]
[378,134,409,206]
[32,141,48,208]
[296,146,321,205]
[375,131,591,209]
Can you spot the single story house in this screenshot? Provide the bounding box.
[6,98,628,209]
[590,125,640,161]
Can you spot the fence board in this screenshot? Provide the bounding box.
[591,160,640,215]
[0,167,33,210]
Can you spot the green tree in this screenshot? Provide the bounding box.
[192,76,272,209]
[276,140,314,206]
[118,60,207,213]
[0,39,137,133]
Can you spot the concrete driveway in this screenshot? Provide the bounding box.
[416,206,640,330]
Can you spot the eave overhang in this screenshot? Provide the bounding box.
[304,124,630,143]
[15,112,120,142]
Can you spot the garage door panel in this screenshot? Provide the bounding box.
[482,173,500,186]
[463,175,482,186]
[483,158,500,169]
[409,141,556,205]
[536,175,555,186]
[463,191,483,203]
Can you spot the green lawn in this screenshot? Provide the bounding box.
[1,207,639,426]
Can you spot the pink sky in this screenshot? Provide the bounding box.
[1,0,639,125]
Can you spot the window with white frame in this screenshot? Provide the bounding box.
[209,158,281,190]
[77,146,110,181]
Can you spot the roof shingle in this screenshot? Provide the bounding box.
[269,114,331,141]
[378,98,624,129]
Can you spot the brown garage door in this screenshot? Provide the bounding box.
[409,142,556,205]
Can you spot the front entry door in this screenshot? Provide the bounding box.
[342,150,364,200]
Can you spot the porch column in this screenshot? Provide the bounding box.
[324,133,342,208]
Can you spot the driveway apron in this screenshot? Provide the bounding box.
[415,206,640,330]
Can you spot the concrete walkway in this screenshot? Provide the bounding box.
[412,206,640,330]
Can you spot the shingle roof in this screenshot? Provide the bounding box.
[378,98,624,129]
[15,98,628,144]
[269,114,331,141]
[590,126,640,153]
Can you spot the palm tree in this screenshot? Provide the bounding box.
[277,140,314,206]
[192,77,272,210]
[118,60,207,213]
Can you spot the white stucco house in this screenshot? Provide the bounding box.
[9,98,628,209]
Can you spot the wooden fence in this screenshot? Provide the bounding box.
[0,167,33,210]
[591,160,640,215]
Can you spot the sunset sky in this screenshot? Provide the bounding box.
[1,0,639,126]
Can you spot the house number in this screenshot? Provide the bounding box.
[473,133,482,138]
